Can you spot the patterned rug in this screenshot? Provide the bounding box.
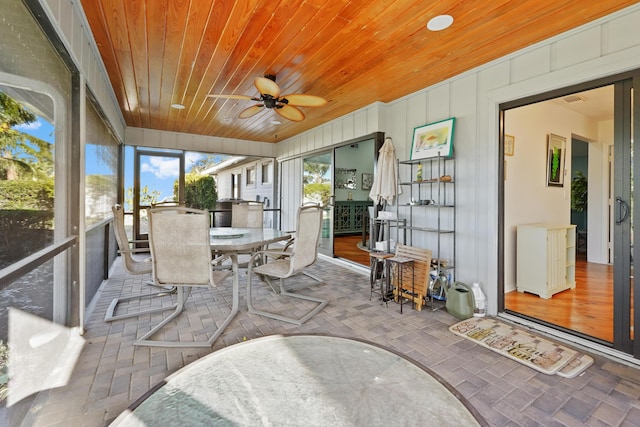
[449,317,593,377]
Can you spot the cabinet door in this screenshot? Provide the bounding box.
[353,203,368,231]
[546,228,567,291]
[334,204,351,233]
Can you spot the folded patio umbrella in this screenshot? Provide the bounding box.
[369,137,401,206]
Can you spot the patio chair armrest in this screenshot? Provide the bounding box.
[211,254,231,265]
[252,249,292,262]
[130,239,148,244]
[118,248,151,255]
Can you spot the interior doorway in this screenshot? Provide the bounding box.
[501,76,638,356]
[300,133,385,265]
[571,137,589,259]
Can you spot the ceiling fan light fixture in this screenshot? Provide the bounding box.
[209,74,326,121]
[427,14,453,31]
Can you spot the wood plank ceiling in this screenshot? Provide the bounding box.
[81,0,637,143]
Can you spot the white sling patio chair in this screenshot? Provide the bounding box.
[134,207,238,348]
[105,204,177,322]
[231,201,265,268]
[246,204,328,326]
[231,201,264,228]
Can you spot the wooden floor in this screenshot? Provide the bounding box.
[334,236,616,343]
[505,258,614,342]
[333,234,370,266]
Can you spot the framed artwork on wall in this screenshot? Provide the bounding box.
[504,134,515,156]
[546,133,566,187]
[362,173,373,190]
[410,117,455,160]
[335,168,357,190]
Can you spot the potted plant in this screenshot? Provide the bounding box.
[571,170,588,212]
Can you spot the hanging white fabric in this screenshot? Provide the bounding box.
[369,137,402,206]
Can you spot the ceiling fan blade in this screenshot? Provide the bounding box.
[281,94,327,107]
[276,105,305,122]
[238,104,264,119]
[206,94,253,100]
[255,76,281,98]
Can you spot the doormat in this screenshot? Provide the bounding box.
[449,317,593,377]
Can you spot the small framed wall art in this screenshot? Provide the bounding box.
[546,133,566,187]
[410,117,455,160]
[361,173,373,190]
[504,134,515,156]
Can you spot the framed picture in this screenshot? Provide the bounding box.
[362,173,373,190]
[410,117,455,160]
[504,134,515,156]
[546,133,566,187]
[335,168,357,190]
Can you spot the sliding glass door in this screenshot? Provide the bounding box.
[613,78,638,356]
[302,152,333,256]
[501,71,640,359]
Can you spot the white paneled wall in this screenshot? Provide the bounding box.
[275,4,640,315]
[125,127,275,158]
[279,158,303,233]
[276,103,384,160]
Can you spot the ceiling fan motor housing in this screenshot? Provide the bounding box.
[262,95,278,109]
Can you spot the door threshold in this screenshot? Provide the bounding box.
[499,313,640,368]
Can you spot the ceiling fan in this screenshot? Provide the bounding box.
[207,74,327,122]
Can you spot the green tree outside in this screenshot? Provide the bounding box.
[125,186,162,210]
[179,173,217,210]
[303,161,330,184]
[0,92,53,181]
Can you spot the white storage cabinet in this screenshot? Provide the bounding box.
[516,224,576,299]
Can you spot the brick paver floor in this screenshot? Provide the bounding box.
[6,257,640,426]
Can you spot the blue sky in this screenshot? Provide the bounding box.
[15,117,53,141]
[15,116,208,203]
[17,116,115,177]
[124,147,205,202]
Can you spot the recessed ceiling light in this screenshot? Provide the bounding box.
[270,120,282,125]
[170,103,185,110]
[427,14,453,31]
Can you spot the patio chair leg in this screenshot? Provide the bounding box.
[246,269,328,327]
[104,290,178,322]
[146,279,176,292]
[280,272,323,292]
[262,275,280,294]
[134,287,189,347]
[134,259,240,348]
[303,271,322,283]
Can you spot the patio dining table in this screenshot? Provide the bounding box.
[209,227,291,253]
[209,227,292,310]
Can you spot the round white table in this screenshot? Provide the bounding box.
[111,335,485,426]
